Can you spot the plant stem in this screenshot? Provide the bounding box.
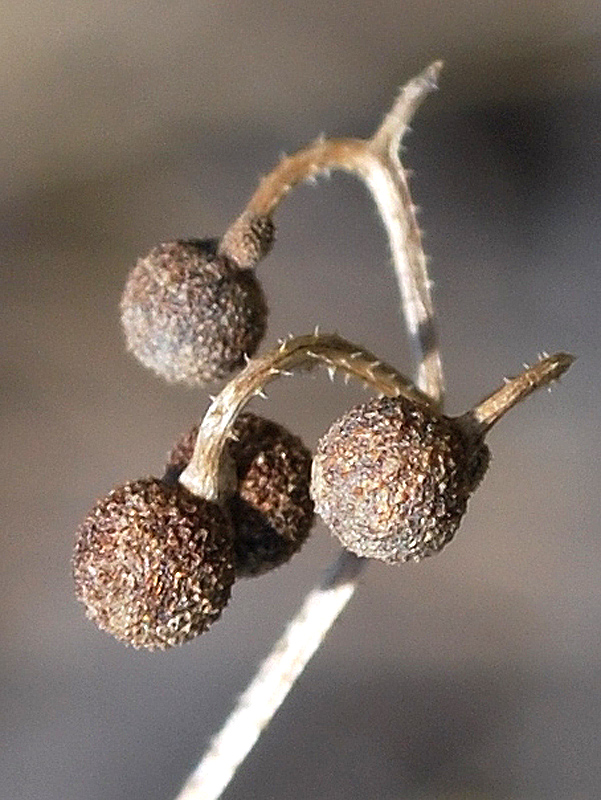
[175,550,364,800]
[462,352,575,435]
[179,332,428,501]
[174,63,445,800]
[220,61,444,405]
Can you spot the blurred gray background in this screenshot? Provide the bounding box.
[2,3,600,799]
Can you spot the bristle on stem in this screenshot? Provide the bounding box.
[463,352,575,435]
[178,333,428,502]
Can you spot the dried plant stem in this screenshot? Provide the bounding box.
[174,63,445,800]
[367,64,443,403]
[462,352,575,435]
[179,332,428,501]
[221,60,444,404]
[175,550,364,800]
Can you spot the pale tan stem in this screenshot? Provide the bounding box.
[366,62,444,401]
[461,352,575,435]
[221,61,444,403]
[175,549,364,800]
[178,332,427,501]
[242,138,368,216]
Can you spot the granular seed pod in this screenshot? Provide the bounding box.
[312,395,489,563]
[311,353,574,564]
[166,413,314,577]
[120,238,268,385]
[72,477,235,649]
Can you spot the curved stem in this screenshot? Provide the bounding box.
[241,138,369,216]
[220,61,444,403]
[179,332,428,501]
[366,63,443,402]
[461,352,575,436]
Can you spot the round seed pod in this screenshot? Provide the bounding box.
[165,413,315,577]
[72,477,235,650]
[311,395,490,564]
[120,238,268,385]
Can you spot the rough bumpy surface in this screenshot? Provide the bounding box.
[72,478,235,649]
[120,239,268,385]
[165,413,315,577]
[311,396,490,563]
[219,212,276,269]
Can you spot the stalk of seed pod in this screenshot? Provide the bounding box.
[123,62,443,396]
[165,413,315,577]
[178,331,430,504]
[220,60,444,403]
[311,352,574,564]
[72,477,235,650]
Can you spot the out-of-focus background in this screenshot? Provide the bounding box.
[2,3,600,799]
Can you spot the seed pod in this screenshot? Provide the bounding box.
[72,478,235,649]
[311,395,489,563]
[311,353,574,564]
[165,413,315,577]
[120,238,268,385]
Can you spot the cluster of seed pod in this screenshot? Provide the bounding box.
[74,312,572,652]
[72,325,424,650]
[73,411,315,650]
[73,65,574,652]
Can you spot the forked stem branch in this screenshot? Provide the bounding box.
[179,332,428,501]
[220,61,444,403]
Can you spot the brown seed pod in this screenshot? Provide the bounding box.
[72,477,235,649]
[165,413,315,577]
[311,395,489,564]
[120,238,268,385]
[311,352,574,564]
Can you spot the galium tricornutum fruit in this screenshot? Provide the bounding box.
[120,233,270,386]
[73,334,426,647]
[165,413,315,577]
[72,478,234,650]
[120,62,445,394]
[311,353,574,563]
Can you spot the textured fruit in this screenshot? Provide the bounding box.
[120,239,268,385]
[311,395,490,563]
[219,212,276,269]
[165,413,314,576]
[72,478,235,649]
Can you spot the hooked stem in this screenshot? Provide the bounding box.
[178,332,427,501]
[462,352,575,435]
[219,61,444,403]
